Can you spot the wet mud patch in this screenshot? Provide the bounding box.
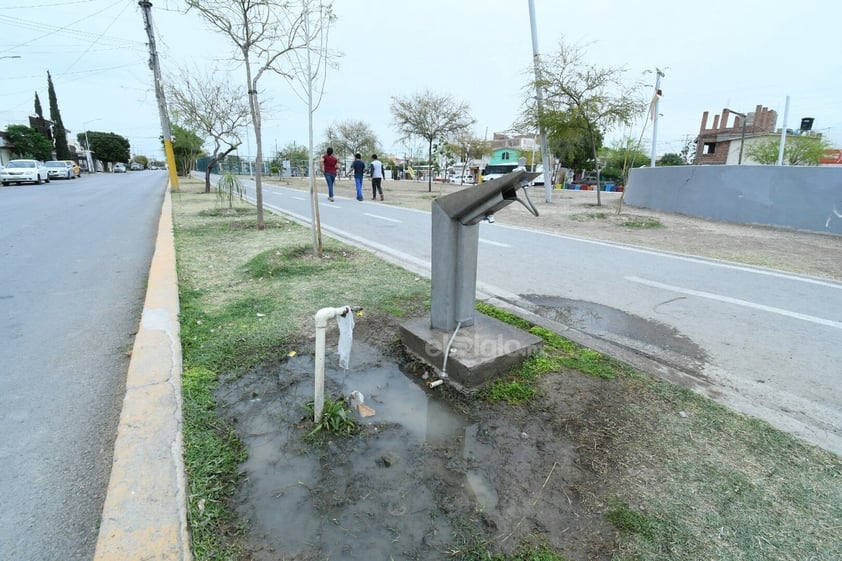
[522,294,708,375]
[215,337,622,560]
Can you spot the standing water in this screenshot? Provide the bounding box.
[215,341,500,559]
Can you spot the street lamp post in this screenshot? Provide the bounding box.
[725,108,747,165]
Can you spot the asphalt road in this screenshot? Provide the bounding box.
[0,171,167,560]
[228,176,842,455]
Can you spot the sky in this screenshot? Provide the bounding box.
[2,0,841,162]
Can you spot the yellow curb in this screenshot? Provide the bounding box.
[94,186,191,560]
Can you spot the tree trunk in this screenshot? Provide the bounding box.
[427,140,433,192]
[204,146,238,193]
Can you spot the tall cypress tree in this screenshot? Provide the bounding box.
[34,92,44,118]
[47,71,71,160]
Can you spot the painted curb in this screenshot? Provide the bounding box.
[93,187,191,560]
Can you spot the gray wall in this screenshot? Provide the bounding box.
[625,165,842,235]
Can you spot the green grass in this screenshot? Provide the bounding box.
[570,211,610,221]
[622,217,663,229]
[476,302,633,404]
[173,184,432,560]
[182,366,247,561]
[302,397,360,439]
[174,182,842,561]
[476,301,842,561]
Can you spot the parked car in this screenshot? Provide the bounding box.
[1,159,50,186]
[64,160,81,178]
[113,163,127,173]
[130,162,143,171]
[45,160,76,180]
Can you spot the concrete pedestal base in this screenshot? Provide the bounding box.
[400,312,543,391]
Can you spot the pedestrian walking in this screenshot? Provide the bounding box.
[370,154,385,201]
[322,147,338,201]
[351,153,366,201]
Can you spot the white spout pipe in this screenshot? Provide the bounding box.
[313,306,351,422]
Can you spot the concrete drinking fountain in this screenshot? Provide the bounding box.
[400,170,544,390]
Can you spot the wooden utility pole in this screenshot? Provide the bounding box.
[138,0,179,191]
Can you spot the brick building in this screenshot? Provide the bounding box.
[694,105,778,164]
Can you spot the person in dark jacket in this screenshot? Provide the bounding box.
[351,153,366,201]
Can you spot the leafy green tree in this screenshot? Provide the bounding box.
[133,155,149,167]
[77,131,131,165]
[658,153,685,166]
[600,139,648,182]
[270,142,309,176]
[525,37,646,204]
[746,134,831,166]
[540,111,600,175]
[171,124,206,176]
[47,71,71,160]
[6,124,53,160]
[390,90,475,192]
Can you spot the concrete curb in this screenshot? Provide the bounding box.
[94,187,191,560]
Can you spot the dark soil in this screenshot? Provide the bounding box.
[214,314,633,560]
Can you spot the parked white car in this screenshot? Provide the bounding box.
[45,160,76,180]
[1,159,50,186]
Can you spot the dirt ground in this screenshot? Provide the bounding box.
[216,177,841,560]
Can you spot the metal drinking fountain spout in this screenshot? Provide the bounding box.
[430,170,539,331]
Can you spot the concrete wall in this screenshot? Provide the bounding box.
[625,165,842,235]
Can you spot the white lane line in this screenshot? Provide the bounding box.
[627,276,842,330]
[364,213,402,223]
[291,196,306,201]
[480,239,512,248]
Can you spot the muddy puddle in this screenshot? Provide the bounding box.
[216,342,506,559]
[216,335,617,560]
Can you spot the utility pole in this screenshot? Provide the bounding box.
[527,0,553,203]
[138,0,179,191]
[650,68,664,167]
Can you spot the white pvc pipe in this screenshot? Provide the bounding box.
[313,306,351,422]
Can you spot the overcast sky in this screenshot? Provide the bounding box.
[2,0,840,161]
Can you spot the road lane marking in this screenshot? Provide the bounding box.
[291,196,306,201]
[626,276,842,330]
[364,213,401,223]
[480,239,512,248]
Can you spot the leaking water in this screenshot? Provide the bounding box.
[522,294,708,374]
[215,341,502,560]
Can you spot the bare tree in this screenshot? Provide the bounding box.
[282,0,337,257]
[390,90,475,192]
[185,0,306,230]
[326,120,378,165]
[525,37,645,205]
[168,68,251,193]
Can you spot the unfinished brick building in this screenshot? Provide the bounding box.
[694,105,778,164]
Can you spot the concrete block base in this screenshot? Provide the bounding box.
[400,312,543,391]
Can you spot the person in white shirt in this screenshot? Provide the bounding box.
[369,154,385,201]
